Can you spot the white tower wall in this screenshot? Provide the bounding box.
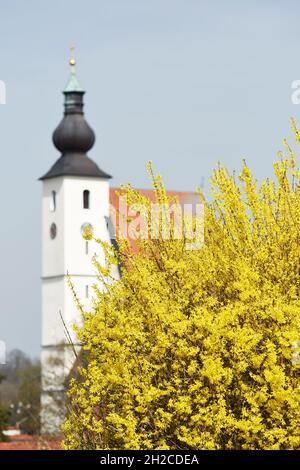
[41,175,111,434]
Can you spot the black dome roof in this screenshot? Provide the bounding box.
[39,71,111,181]
[53,114,95,154]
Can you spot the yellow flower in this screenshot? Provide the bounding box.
[63,122,300,450]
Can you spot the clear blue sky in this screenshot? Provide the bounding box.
[0,0,299,357]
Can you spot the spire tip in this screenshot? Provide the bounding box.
[69,45,76,73]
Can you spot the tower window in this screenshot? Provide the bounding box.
[50,191,56,212]
[85,241,89,255]
[83,190,90,209]
[85,285,89,298]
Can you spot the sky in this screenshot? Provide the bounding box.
[0,0,300,357]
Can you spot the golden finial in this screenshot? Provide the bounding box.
[69,45,76,73]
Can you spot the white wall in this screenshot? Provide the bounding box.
[42,175,111,347]
[41,175,113,434]
[42,177,64,277]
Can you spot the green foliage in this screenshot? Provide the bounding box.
[16,361,41,434]
[0,374,10,442]
[0,350,41,434]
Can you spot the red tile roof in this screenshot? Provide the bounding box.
[110,187,199,210]
[109,187,199,254]
[0,435,61,450]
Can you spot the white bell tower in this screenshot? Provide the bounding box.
[40,56,112,434]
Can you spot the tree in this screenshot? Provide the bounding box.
[62,123,300,450]
[0,374,10,442]
[15,360,41,434]
[0,350,41,434]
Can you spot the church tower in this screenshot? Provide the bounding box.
[40,55,111,434]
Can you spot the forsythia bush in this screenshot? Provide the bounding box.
[62,121,300,450]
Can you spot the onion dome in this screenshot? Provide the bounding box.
[40,54,111,180]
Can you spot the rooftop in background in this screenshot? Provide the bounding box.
[0,434,61,451]
[109,186,200,253]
